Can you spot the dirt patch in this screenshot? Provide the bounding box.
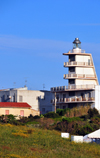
[2,146,11,150]
[30,148,44,153]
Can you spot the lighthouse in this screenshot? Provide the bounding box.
[51,38,98,110]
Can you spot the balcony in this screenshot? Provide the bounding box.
[64,61,93,67]
[64,74,96,79]
[63,49,91,56]
[51,97,95,104]
[51,84,95,92]
[67,49,85,54]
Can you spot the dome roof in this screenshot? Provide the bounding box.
[73,38,81,44]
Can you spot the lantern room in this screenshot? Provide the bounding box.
[73,38,81,49]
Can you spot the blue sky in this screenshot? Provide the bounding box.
[0,0,100,90]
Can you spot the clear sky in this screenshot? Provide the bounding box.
[0,0,100,90]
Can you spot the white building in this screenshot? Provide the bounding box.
[0,87,52,114]
[51,38,100,111]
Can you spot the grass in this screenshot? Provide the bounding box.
[0,124,100,157]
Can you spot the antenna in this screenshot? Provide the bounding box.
[13,82,16,88]
[24,77,28,87]
[43,84,45,90]
[25,80,27,87]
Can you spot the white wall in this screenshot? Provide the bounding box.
[17,90,44,111]
[94,85,100,111]
[76,67,94,75]
[76,55,90,62]
[75,79,96,86]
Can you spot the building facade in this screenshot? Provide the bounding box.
[51,38,99,110]
[0,87,44,111]
[0,87,52,114]
[39,90,53,114]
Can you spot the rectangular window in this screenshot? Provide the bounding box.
[69,91,75,96]
[42,108,45,112]
[2,95,5,102]
[69,67,75,72]
[19,96,23,102]
[63,106,66,109]
[69,79,75,84]
[63,94,66,98]
[20,110,24,116]
[56,94,59,100]
[5,110,9,115]
[69,55,75,62]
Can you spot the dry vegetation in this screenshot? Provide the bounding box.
[0,124,100,158]
[0,106,99,157]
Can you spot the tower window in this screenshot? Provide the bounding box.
[69,79,75,84]
[69,67,75,72]
[69,91,75,96]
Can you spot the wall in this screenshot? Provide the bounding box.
[17,90,44,111]
[75,79,96,86]
[0,107,32,117]
[76,55,90,62]
[94,85,100,111]
[39,90,52,114]
[76,67,94,75]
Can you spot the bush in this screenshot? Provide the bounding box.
[88,108,99,118]
[19,117,29,123]
[44,112,59,118]
[62,117,82,123]
[90,116,100,125]
[80,114,89,121]
[78,124,94,135]
[33,115,40,119]
[28,114,34,119]
[56,108,70,116]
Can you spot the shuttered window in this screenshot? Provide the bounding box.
[20,110,24,116]
[5,110,9,115]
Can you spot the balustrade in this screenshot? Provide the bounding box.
[51,97,95,104]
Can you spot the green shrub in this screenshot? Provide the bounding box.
[19,117,29,123]
[62,117,82,123]
[33,115,40,119]
[88,108,99,118]
[56,108,70,116]
[80,114,89,121]
[78,124,94,135]
[28,114,34,119]
[44,112,59,118]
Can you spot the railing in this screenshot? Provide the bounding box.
[66,49,85,54]
[51,97,95,104]
[51,84,95,92]
[64,74,95,79]
[64,61,93,67]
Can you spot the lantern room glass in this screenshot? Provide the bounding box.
[73,43,81,49]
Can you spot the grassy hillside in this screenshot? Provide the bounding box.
[0,124,100,158]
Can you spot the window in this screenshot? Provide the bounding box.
[69,91,75,96]
[69,67,75,72]
[69,79,75,84]
[5,110,9,115]
[42,108,45,112]
[20,110,24,116]
[56,106,59,109]
[63,94,66,98]
[19,96,23,102]
[69,55,75,62]
[2,95,5,102]
[56,94,59,100]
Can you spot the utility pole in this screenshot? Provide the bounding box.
[54,92,56,113]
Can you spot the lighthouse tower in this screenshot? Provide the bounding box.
[51,38,98,109]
